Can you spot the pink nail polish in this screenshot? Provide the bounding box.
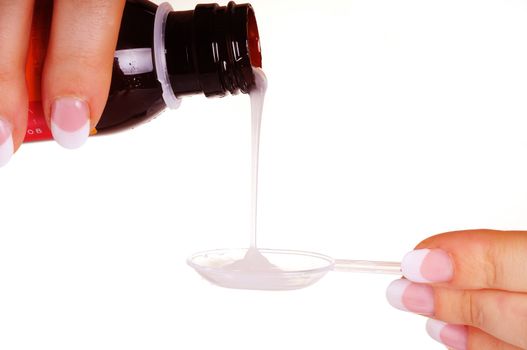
[0,118,14,167]
[51,97,90,149]
[426,319,468,350]
[386,279,435,315]
[401,249,454,283]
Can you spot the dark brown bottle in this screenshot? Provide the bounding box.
[25,0,262,142]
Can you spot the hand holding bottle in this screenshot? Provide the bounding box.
[387,230,527,350]
[0,0,125,166]
[0,0,261,167]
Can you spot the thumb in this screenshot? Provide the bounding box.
[401,229,527,292]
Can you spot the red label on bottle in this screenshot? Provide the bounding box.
[25,102,52,142]
[24,1,53,143]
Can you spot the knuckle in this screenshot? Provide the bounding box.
[462,291,485,328]
[479,239,504,289]
[483,247,499,289]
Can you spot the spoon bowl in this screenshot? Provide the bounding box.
[188,248,334,291]
[188,248,402,291]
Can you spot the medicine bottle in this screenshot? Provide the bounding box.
[25,0,262,142]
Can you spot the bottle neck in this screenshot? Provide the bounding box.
[163,2,262,98]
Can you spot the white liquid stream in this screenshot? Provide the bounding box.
[224,68,280,273]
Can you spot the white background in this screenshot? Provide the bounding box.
[2,0,527,349]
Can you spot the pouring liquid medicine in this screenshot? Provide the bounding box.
[24,0,399,290]
[188,69,402,291]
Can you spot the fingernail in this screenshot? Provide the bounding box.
[51,97,90,149]
[0,118,14,167]
[426,319,468,350]
[386,279,435,315]
[402,249,454,283]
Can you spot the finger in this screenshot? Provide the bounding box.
[42,0,125,149]
[0,0,35,165]
[426,320,522,350]
[386,279,527,349]
[399,230,527,292]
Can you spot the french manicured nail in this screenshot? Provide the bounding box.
[386,279,435,315]
[426,319,468,350]
[402,249,454,283]
[51,97,90,149]
[0,118,14,167]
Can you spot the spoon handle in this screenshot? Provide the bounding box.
[333,259,402,275]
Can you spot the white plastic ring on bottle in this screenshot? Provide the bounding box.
[154,2,182,109]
